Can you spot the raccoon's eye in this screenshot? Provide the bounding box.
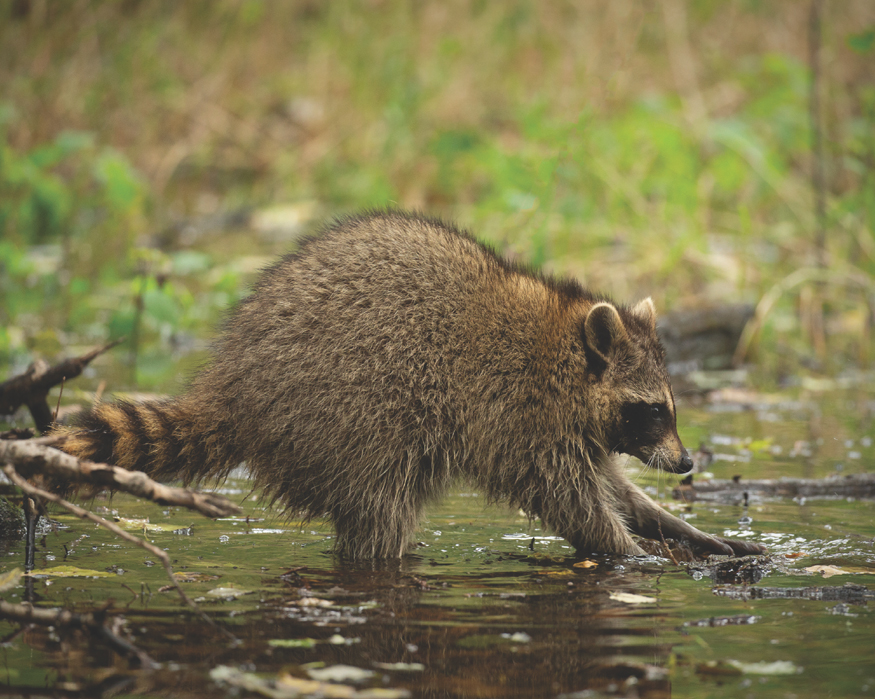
[650,405,664,421]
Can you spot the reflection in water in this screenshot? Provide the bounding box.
[8,557,678,698]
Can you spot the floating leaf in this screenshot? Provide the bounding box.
[206,585,252,600]
[328,634,361,645]
[373,662,425,672]
[268,638,318,649]
[289,597,333,608]
[804,565,848,579]
[307,665,374,683]
[211,665,361,699]
[609,592,656,605]
[0,568,23,592]
[116,518,184,533]
[278,674,356,698]
[544,570,575,578]
[174,572,220,583]
[31,566,114,578]
[729,659,801,675]
[746,438,773,452]
[573,560,598,569]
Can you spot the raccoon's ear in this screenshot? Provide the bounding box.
[584,302,629,363]
[631,297,657,331]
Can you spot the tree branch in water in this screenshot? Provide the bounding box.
[0,339,124,432]
[0,439,241,518]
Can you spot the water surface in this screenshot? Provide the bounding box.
[1,379,873,698]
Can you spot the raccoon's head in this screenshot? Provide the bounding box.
[582,297,693,475]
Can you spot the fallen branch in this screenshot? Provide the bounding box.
[2,465,238,644]
[0,597,155,668]
[0,339,124,432]
[0,440,240,519]
[674,472,875,503]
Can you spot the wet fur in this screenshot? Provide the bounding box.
[59,211,764,559]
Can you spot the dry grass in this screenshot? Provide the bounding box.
[3,1,870,207]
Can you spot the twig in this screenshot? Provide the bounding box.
[0,339,125,432]
[0,625,28,646]
[0,597,155,668]
[2,464,238,644]
[0,440,241,519]
[656,509,679,566]
[52,376,65,424]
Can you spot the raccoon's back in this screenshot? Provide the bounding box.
[209,211,488,396]
[190,212,507,485]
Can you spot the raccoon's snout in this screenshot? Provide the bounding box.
[631,446,693,474]
[625,439,693,475]
[670,449,694,475]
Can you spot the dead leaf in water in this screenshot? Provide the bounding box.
[805,565,872,578]
[278,675,354,699]
[205,585,252,599]
[374,662,425,672]
[30,566,114,578]
[211,665,411,699]
[804,565,849,579]
[573,560,598,569]
[609,592,656,605]
[268,638,318,649]
[288,597,333,608]
[307,665,374,683]
[0,568,22,592]
[729,659,801,675]
[544,570,575,578]
[173,571,220,583]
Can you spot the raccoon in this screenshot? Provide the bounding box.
[59,211,765,560]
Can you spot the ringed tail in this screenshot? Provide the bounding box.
[55,399,227,485]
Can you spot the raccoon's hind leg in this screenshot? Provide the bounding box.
[329,497,425,560]
[325,448,451,559]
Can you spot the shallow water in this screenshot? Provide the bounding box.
[1,380,874,698]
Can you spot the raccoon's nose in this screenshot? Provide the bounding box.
[679,451,694,474]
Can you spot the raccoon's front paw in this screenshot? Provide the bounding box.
[716,536,768,557]
[693,536,734,557]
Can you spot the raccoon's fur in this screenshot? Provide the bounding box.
[58,211,764,559]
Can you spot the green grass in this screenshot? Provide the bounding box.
[1,1,873,387]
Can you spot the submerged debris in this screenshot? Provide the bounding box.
[714,582,874,603]
[687,555,772,585]
[673,473,875,503]
[683,614,761,628]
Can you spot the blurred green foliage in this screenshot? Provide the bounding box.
[0,112,245,382]
[0,1,873,389]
